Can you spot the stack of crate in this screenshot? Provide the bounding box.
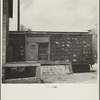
[50,34,71,61]
[71,35,93,64]
[40,65,72,76]
[50,34,93,64]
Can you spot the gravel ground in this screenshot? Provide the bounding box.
[3,63,98,84]
[41,71,97,83]
[41,63,98,83]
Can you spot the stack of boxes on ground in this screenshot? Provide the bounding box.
[41,65,72,76]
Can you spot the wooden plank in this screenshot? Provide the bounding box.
[5,77,37,83]
[36,65,41,83]
[3,61,41,67]
[41,61,71,65]
[26,77,37,83]
[9,31,91,35]
[48,35,50,60]
[3,61,71,67]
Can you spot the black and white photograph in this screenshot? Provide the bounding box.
[2,0,98,84]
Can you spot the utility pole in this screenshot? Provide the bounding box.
[17,0,20,31]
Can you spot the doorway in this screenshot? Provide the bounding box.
[38,43,49,60]
[26,42,38,61]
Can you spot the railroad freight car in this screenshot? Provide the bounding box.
[8,31,94,72]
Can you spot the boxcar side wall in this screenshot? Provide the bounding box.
[8,32,93,65]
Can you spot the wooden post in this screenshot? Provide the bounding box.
[48,35,50,61]
[17,0,20,31]
[3,0,9,64]
[36,65,41,83]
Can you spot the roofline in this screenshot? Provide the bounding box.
[9,30,89,33]
[9,31,92,35]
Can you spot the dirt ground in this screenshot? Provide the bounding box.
[41,63,98,83]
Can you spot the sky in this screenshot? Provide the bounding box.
[9,0,99,32]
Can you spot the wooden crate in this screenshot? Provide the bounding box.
[2,62,41,83]
[50,34,93,64]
